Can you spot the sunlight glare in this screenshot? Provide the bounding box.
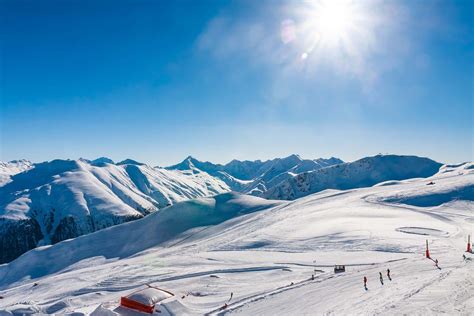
[317,1,354,39]
[295,0,371,63]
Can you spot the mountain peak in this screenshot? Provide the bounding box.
[7,159,31,164]
[284,154,302,161]
[274,154,303,166]
[166,156,198,171]
[314,157,344,165]
[117,159,145,166]
[92,157,115,165]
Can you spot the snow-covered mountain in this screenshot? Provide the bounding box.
[264,154,443,200]
[0,159,33,186]
[0,159,229,263]
[0,162,472,315]
[0,154,448,264]
[166,154,344,195]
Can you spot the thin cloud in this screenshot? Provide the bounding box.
[194,1,418,88]
[195,16,283,66]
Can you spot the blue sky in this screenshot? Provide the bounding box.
[1,0,472,165]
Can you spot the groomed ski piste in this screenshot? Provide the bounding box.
[0,163,472,315]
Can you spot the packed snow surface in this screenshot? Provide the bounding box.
[0,162,472,315]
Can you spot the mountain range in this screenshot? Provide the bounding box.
[0,154,444,263]
[1,161,472,314]
[166,154,344,195]
[0,158,228,263]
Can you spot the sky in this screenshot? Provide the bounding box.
[0,0,472,166]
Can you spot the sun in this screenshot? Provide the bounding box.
[295,0,369,59]
[316,1,355,40]
[306,0,358,44]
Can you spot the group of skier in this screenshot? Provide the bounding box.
[364,269,391,290]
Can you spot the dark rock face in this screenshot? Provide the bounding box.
[0,213,144,264]
[50,214,143,244]
[50,216,81,244]
[0,218,43,264]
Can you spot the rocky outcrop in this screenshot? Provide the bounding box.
[0,212,144,264]
[50,213,143,244]
[0,218,43,263]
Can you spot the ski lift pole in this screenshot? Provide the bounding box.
[426,239,430,258]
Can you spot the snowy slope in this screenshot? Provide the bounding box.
[0,159,229,263]
[265,154,443,200]
[0,162,472,315]
[0,193,281,286]
[166,155,344,195]
[0,160,33,186]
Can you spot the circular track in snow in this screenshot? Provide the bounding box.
[396,227,449,237]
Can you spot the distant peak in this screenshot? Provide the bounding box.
[315,157,344,164]
[327,157,344,163]
[185,155,199,162]
[92,157,114,165]
[8,159,31,164]
[165,156,197,171]
[1,159,33,168]
[78,158,91,163]
[282,154,302,162]
[117,159,145,166]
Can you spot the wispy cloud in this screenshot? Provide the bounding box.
[194,0,432,93]
[195,15,286,67]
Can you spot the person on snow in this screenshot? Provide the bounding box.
[363,276,368,290]
[435,259,439,268]
[379,272,384,285]
[221,292,233,310]
[387,268,391,281]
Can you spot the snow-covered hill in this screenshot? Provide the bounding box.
[0,159,33,186]
[0,162,472,315]
[0,159,229,263]
[264,154,443,200]
[166,155,344,195]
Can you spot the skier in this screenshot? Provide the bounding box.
[435,259,439,268]
[363,276,368,290]
[311,274,315,281]
[221,292,233,310]
[387,268,391,281]
[379,272,384,285]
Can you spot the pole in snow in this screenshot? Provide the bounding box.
[467,235,472,253]
[426,239,430,258]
